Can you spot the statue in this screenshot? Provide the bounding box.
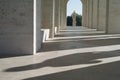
[71,10,77,27]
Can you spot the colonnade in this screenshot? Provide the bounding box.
[82,0,120,33]
[0,0,68,55]
[1,0,120,55]
[41,0,68,38]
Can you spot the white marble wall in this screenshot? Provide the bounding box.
[0,0,34,55]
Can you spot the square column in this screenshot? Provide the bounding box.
[88,0,93,29]
[82,0,87,27]
[60,0,67,30]
[107,0,120,33]
[55,0,60,32]
[58,0,61,31]
[86,0,89,27]
[41,0,55,38]
[92,0,98,29]
[0,0,42,55]
[97,0,107,31]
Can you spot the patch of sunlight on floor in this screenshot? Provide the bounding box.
[38,44,120,56]
[47,34,120,43]
[1,27,120,80]
[22,56,120,77]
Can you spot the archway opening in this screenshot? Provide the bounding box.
[67,0,82,27]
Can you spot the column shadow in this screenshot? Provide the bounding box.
[23,61,120,80]
[4,50,120,72]
[0,54,30,59]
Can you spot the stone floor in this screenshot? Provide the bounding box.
[1,27,120,80]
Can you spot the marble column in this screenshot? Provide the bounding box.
[107,0,120,33]
[92,0,98,29]
[41,0,55,38]
[58,0,61,31]
[88,0,93,29]
[0,0,42,55]
[60,0,67,30]
[64,1,67,29]
[97,0,107,31]
[88,0,91,28]
[55,0,59,32]
[84,0,88,27]
[60,0,64,30]
[35,0,42,54]
[82,1,84,27]
[86,0,89,27]
[82,0,86,27]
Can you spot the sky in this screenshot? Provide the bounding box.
[67,0,82,16]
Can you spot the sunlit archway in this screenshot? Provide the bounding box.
[67,0,82,27]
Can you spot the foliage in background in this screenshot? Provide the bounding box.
[67,14,82,26]
[76,14,82,26]
[67,16,73,26]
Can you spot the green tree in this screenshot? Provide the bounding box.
[67,15,82,26]
[76,14,82,26]
[67,16,72,26]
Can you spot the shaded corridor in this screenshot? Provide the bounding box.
[1,27,120,80]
